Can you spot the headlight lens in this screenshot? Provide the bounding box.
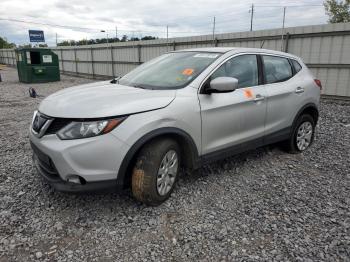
[57,117,126,140]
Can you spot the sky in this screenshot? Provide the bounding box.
[0,0,328,47]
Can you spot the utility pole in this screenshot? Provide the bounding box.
[212,16,216,46]
[166,25,169,41]
[166,25,169,51]
[100,30,108,44]
[250,4,254,31]
[281,6,286,51]
[115,26,118,40]
[55,33,58,47]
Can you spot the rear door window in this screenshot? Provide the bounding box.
[262,55,293,84]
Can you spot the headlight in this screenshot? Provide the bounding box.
[57,117,126,140]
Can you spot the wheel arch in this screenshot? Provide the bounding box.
[116,127,200,188]
[292,103,319,128]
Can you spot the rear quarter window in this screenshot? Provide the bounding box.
[291,59,302,73]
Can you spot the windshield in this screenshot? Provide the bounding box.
[118,52,221,90]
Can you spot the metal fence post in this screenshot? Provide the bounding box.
[284,33,290,53]
[60,49,65,73]
[137,45,141,64]
[90,47,95,79]
[74,48,78,75]
[110,45,115,78]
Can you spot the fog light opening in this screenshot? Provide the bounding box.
[67,175,86,185]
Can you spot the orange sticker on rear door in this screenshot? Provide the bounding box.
[244,89,254,98]
[182,68,194,76]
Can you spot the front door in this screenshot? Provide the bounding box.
[198,54,267,156]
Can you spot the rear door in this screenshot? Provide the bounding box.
[198,54,267,156]
[261,55,306,141]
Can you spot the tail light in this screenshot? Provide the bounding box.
[314,79,322,90]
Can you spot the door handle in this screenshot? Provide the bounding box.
[254,94,265,102]
[295,87,305,93]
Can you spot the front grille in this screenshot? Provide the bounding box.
[32,113,49,133]
[45,118,72,135]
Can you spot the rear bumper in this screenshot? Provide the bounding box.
[31,142,123,193]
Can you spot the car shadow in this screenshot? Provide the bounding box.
[41,143,286,214]
[180,143,285,184]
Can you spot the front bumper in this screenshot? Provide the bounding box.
[31,147,119,193]
[29,130,130,193]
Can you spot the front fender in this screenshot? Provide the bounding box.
[115,127,199,188]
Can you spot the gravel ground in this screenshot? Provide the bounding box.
[0,67,349,261]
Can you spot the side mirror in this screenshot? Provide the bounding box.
[206,77,238,94]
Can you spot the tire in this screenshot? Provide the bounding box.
[283,114,316,154]
[131,138,181,206]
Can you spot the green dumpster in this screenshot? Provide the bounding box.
[16,48,60,83]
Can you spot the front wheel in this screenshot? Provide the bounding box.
[283,114,316,153]
[131,138,180,206]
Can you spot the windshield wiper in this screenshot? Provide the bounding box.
[131,84,147,89]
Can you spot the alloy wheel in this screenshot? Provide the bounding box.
[156,150,178,196]
[296,121,313,151]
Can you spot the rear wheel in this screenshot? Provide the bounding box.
[131,138,180,206]
[283,114,315,153]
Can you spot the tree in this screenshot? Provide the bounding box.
[121,35,128,42]
[324,0,350,23]
[17,44,32,48]
[0,36,16,49]
[56,34,157,46]
[141,36,157,40]
[57,41,70,46]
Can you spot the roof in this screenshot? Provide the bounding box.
[178,47,235,53]
[176,47,299,59]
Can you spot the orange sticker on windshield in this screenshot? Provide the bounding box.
[244,89,254,98]
[182,68,194,76]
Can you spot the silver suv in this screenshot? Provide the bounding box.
[30,47,321,205]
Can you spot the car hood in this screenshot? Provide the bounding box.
[39,81,176,118]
